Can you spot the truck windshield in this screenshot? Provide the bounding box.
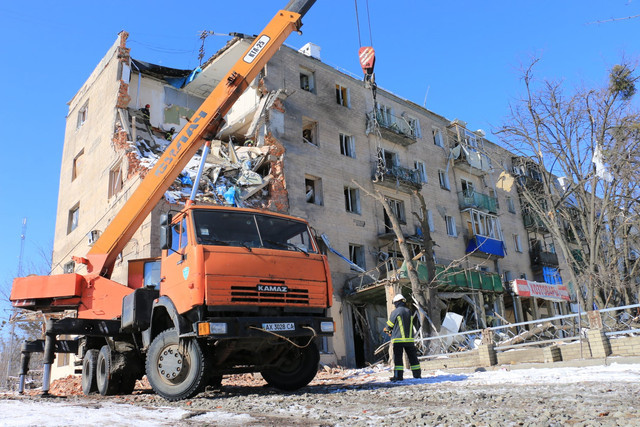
[192,210,317,254]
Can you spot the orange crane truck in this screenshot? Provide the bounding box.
[10,0,335,401]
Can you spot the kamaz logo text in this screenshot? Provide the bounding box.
[243,35,271,64]
[257,285,288,293]
[155,111,208,177]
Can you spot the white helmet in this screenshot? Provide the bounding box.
[392,294,406,303]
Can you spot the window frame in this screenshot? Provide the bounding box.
[299,67,316,94]
[77,102,88,129]
[339,133,355,158]
[348,243,365,270]
[305,175,323,206]
[433,128,444,147]
[414,161,427,183]
[513,234,523,252]
[302,117,318,146]
[438,169,450,190]
[68,203,80,234]
[445,215,457,237]
[72,149,84,181]
[108,162,124,199]
[344,186,361,214]
[335,84,351,107]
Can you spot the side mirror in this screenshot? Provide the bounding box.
[160,214,172,250]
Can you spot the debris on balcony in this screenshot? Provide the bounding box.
[450,144,492,173]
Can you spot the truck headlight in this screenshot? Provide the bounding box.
[198,322,228,335]
[320,321,334,333]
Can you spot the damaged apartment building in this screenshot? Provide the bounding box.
[51,30,572,374]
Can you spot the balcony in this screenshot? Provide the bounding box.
[458,191,498,214]
[372,164,422,192]
[396,261,504,292]
[523,212,549,231]
[530,248,559,267]
[367,110,417,146]
[451,144,492,176]
[465,235,506,258]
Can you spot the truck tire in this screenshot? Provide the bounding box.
[146,328,207,401]
[261,341,319,391]
[81,349,99,395]
[96,345,120,396]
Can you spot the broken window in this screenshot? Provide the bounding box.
[489,189,498,208]
[344,187,361,214]
[503,270,512,283]
[376,103,394,127]
[513,234,523,252]
[383,149,398,168]
[426,209,435,232]
[77,102,88,129]
[108,163,124,199]
[349,244,365,270]
[433,128,444,147]
[386,197,406,222]
[335,84,350,107]
[404,115,421,138]
[72,149,84,181]
[339,133,355,158]
[507,196,516,213]
[302,117,318,146]
[438,170,450,190]
[305,175,323,205]
[445,215,457,237]
[63,261,75,274]
[470,210,501,239]
[414,161,427,183]
[68,204,79,234]
[300,68,315,93]
[461,179,475,197]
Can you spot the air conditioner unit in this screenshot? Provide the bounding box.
[87,230,101,246]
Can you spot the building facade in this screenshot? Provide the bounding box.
[51,32,572,373]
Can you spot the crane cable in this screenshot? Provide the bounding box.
[355,1,384,182]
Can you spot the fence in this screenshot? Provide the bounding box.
[416,303,640,359]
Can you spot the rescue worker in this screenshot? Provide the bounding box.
[140,104,151,125]
[384,294,421,381]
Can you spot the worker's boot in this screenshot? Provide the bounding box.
[412,369,422,379]
[390,369,404,382]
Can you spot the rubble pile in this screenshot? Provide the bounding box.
[114,107,281,210]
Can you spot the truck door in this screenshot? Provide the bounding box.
[161,217,197,312]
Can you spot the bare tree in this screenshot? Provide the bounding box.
[497,59,640,310]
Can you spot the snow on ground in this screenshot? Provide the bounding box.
[0,400,254,427]
[2,363,640,425]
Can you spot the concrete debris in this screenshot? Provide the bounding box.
[118,108,276,209]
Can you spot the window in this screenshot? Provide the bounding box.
[305,175,323,205]
[349,244,365,270]
[376,103,394,126]
[68,204,79,234]
[170,218,188,252]
[414,161,427,183]
[339,133,355,158]
[143,261,162,288]
[72,149,84,181]
[77,102,88,129]
[63,261,75,274]
[404,115,421,138]
[344,187,361,214]
[384,197,406,228]
[300,68,315,93]
[469,210,502,240]
[464,130,479,150]
[461,179,475,196]
[108,163,124,199]
[302,117,318,146]
[433,128,444,147]
[445,216,457,237]
[513,234,522,252]
[507,196,516,213]
[382,149,398,168]
[438,170,450,190]
[335,84,350,107]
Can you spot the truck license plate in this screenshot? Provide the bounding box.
[262,322,295,332]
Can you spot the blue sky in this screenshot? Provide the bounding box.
[0,1,638,308]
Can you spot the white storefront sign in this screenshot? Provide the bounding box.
[512,279,570,302]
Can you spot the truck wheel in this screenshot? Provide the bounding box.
[81,349,99,395]
[146,328,207,401]
[96,345,120,396]
[261,341,319,391]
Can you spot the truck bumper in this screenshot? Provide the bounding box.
[194,316,334,339]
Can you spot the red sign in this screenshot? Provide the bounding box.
[512,279,570,302]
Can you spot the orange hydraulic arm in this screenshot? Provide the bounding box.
[85,1,315,278]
